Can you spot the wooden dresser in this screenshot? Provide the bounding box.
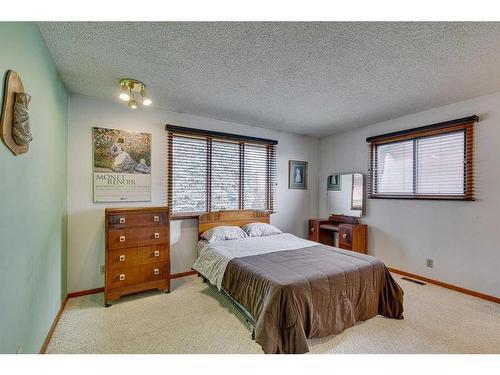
[309,214,367,254]
[104,207,170,306]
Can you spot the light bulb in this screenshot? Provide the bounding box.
[141,88,152,106]
[128,97,137,109]
[119,84,130,101]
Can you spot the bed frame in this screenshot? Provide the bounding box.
[197,209,270,339]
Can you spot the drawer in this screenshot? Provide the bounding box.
[108,212,168,229]
[140,245,168,264]
[107,266,143,289]
[142,262,169,284]
[339,225,352,246]
[107,248,140,270]
[108,227,169,250]
[107,262,169,290]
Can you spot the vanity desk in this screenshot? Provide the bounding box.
[310,172,367,254]
[309,215,367,254]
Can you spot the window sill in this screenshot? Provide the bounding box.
[369,195,474,201]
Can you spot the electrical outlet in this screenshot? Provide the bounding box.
[100,265,105,274]
[426,259,434,268]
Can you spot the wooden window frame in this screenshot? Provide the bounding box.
[166,125,278,219]
[367,116,477,201]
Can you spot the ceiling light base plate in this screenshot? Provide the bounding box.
[120,79,145,93]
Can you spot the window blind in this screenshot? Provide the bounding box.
[367,116,476,200]
[166,125,277,216]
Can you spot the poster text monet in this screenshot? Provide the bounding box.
[93,127,152,203]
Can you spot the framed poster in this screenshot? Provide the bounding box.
[288,160,308,189]
[92,127,152,203]
[327,173,342,191]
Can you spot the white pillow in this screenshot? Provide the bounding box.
[241,223,282,237]
[200,226,248,243]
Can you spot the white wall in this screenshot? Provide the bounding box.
[319,91,500,297]
[68,95,319,292]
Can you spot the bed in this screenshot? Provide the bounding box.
[192,210,404,354]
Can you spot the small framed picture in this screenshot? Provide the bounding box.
[289,160,308,189]
[327,173,342,191]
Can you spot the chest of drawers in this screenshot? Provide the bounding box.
[104,207,170,306]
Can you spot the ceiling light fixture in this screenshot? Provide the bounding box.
[119,82,131,102]
[128,96,137,109]
[118,79,152,109]
[140,87,152,106]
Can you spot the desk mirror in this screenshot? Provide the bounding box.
[327,173,364,217]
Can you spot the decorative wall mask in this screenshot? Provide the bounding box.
[0,70,32,155]
[12,93,32,146]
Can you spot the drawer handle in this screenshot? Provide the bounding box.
[311,227,315,232]
[119,255,126,262]
[119,274,126,281]
[154,215,160,222]
[119,217,126,224]
[119,235,126,242]
[154,250,160,257]
[154,233,160,239]
[342,233,347,239]
[153,268,160,276]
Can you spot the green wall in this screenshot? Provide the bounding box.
[0,22,68,353]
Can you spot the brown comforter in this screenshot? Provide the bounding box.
[222,245,404,354]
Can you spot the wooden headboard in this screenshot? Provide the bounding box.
[198,210,270,237]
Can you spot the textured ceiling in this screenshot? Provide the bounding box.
[39,22,500,137]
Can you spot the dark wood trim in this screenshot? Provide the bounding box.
[389,268,499,304]
[369,195,474,201]
[167,131,173,210]
[171,270,198,279]
[67,287,105,299]
[165,124,278,145]
[366,115,479,143]
[39,295,68,354]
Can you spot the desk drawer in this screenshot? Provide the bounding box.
[108,227,169,250]
[339,225,352,249]
[108,212,167,229]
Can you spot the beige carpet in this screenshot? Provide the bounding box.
[46,275,500,354]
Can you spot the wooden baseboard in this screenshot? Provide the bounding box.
[171,270,197,279]
[39,295,68,354]
[66,270,196,299]
[389,267,499,304]
[67,287,105,299]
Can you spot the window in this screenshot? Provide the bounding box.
[167,125,277,216]
[367,116,476,200]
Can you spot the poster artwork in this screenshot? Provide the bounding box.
[92,127,152,203]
